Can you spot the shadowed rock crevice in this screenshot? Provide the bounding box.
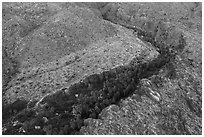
[2,53,169,134]
[2,15,182,134]
[2,2,201,135]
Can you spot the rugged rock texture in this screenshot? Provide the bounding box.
[2,2,64,90]
[2,2,202,135]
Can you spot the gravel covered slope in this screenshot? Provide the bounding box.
[79,2,202,135]
[2,2,202,135]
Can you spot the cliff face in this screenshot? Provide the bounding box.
[2,2,202,135]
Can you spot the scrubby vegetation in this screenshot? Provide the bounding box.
[3,2,202,135]
[2,10,187,134]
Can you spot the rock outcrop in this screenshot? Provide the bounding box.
[2,2,202,135]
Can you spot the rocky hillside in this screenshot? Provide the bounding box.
[2,2,202,135]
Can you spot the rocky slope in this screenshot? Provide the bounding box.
[2,2,202,135]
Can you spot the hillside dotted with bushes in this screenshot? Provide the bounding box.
[2,2,202,135]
